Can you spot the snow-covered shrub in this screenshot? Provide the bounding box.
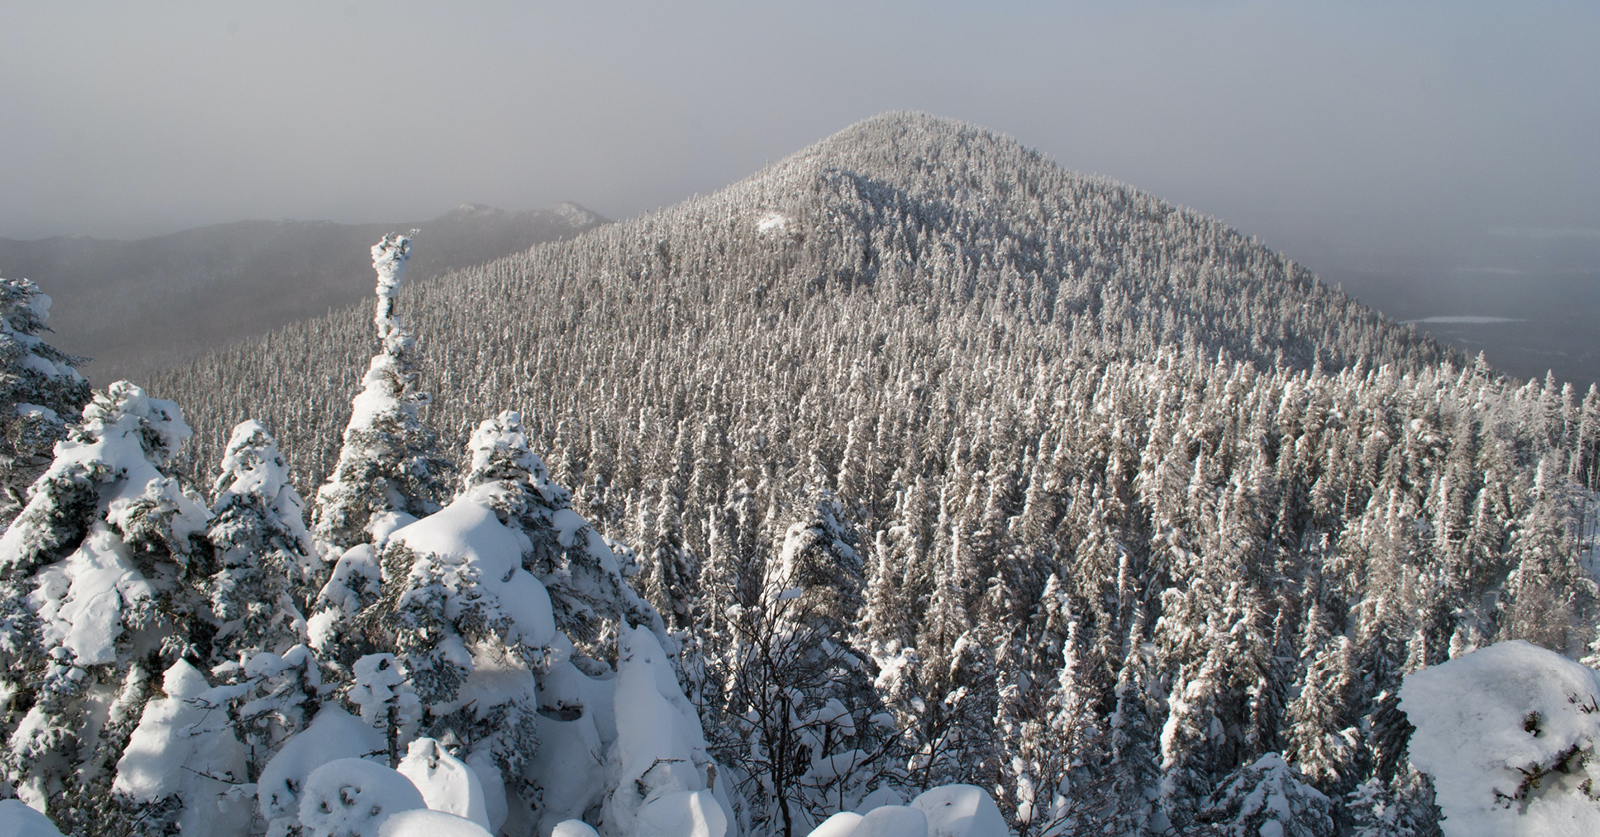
[112,660,253,837]
[377,809,493,837]
[908,785,1008,837]
[397,738,493,831]
[1399,640,1600,836]
[257,706,385,833]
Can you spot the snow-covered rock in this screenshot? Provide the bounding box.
[1400,640,1600,837]
[298,758,427,837]
[909,785,1007,837]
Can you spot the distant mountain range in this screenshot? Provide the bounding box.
[0,202,607,384]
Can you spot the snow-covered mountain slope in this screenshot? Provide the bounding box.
[135,113,1600,835]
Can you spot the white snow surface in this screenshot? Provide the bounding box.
[602,624,730,837]
[397,738,492,831]
[909,785,1008,837]
[756,212,790,233]
[0,800,65,837]
[377,808,493,837]
[388,485,556,648]
[258,706,385,824]
[635,789,727,837]
[850,805,929,837]
[298,758,426,837]
[26,523,153,665]
[1400,640,1600,836]
[552,821,602,837]
[114,661,251,836]
[809,812,865,837]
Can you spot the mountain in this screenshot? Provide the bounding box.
[0,201,607,384]
[131,113,1598,834]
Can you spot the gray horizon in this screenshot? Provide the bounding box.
[4,2,1597,342]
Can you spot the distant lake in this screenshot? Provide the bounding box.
[1312,263,1600,392]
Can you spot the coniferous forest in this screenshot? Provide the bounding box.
[4,114,1599,837]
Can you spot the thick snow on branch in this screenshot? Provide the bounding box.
[372,230,419,352]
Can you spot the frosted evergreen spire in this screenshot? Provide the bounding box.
[311,230,449,557]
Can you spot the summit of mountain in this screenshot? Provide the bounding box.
[155,112,1464,493]
[0,201,608,384]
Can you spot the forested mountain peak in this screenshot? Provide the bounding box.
[120,114,1600,836]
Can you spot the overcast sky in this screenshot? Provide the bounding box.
[3,1,1597,271]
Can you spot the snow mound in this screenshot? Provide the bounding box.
[1400,640,1600,837]
[376,808,494,837]
[552,821,602,837]
[397,738,491,830]
[910,785,1007,837]
[635,789,727,837]
[809,811,865,837]
[299,758,426,837]
[113,660,251,837]
[0,800,65,837]
[850,805,929,837]
[258,706,385,824]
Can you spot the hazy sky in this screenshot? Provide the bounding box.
[3,1,1597,271]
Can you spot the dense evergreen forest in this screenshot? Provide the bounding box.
[3,114,1598,837]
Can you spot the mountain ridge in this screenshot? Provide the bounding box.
[0,201,608,384]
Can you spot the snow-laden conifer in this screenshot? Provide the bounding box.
[208,420,316,662]
[0,276,90,528]
[0,381,210,833]
[309,231,451,671]
[311,230,449,557]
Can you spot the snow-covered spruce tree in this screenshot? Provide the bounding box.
[313,409,684,836]
[207,420,317,663]
[0,381,214,834]
[309,231,451,671]
[0,276,91,528]
[1194,753,1335,837]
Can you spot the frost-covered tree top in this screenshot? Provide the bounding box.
[312,230,448,555]
[373,230,419,355]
